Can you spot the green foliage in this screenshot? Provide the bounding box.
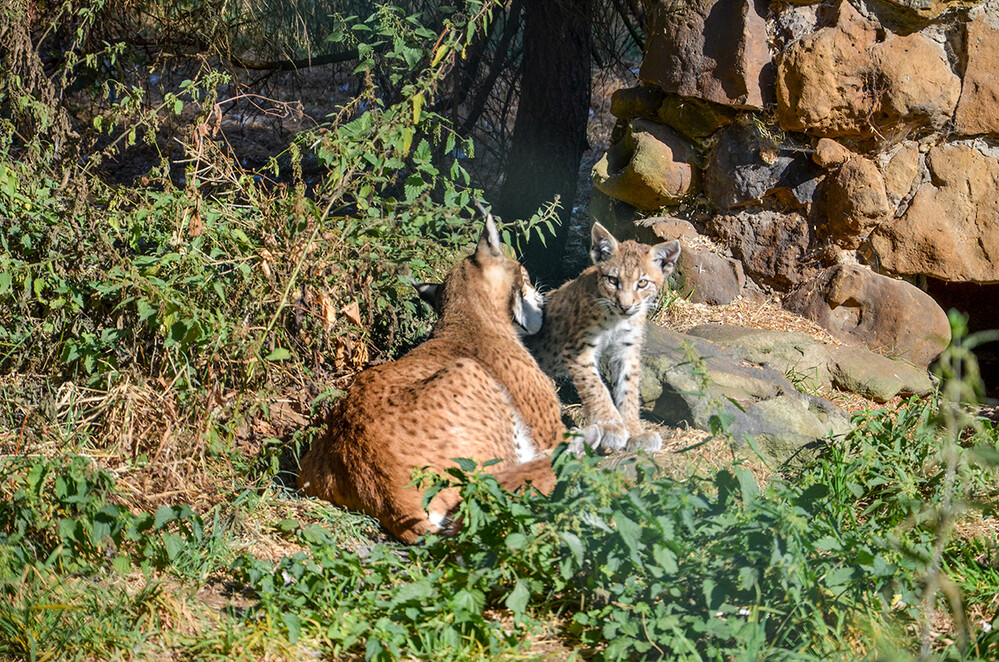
[0,455,203,577]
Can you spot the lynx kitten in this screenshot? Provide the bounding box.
[298,214,564,543]
[526,223,680,453]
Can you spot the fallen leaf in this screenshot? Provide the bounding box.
[342,300,362,327]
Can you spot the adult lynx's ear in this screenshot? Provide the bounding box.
[590,222,619,264]
[476,208,503,258]
[651,240,682,275]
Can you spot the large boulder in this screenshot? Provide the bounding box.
[955,5,999,137]
[869,32,961,141]
[866,144,999,282]
[711,209,814,288]
[775,0,959,139]
[640,326,851,466]
[775,0,879,137]
[592,119,698,211]
[785,264,951,368]
[673,246,747,305]
[652,219,747,305]
[640,0,772,109]
[704,122,822,210]
[686,324,934,402]
[881,0,983,19]
[814,156,891,249]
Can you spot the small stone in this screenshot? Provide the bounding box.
[812,138,852,168]
[881,141,921,205]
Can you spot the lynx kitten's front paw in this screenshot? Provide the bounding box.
[626,431,663,453]
[582,422,628,452]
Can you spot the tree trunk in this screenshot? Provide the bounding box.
[496,0,592,287]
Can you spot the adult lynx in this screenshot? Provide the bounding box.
[298,215,564,543]
[526,223,680,453]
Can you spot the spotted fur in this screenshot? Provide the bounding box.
[298,215,564,543]
[526,223,680,453]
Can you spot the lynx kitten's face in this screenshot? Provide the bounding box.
[590,223,681,318]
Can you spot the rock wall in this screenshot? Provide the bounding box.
[593,0,999,367]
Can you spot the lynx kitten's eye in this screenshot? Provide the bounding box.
[604,275,619,288]
[637,278,649,288]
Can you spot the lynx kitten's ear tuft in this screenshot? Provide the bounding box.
[652,240,682,274]
[590,222,619,264]
[476,210,503,257]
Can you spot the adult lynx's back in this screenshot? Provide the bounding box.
[298,216,565,543]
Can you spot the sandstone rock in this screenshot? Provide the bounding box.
[881,141,921,205]
[657,95,739,139]
[867,144,999,282]
[645,217,698,241]
[772,3,820,51]
[870,32,960,140]
[785,264,951,368]
[881,0,983,19]
[775,0,879,137]
[777,1,963,139]
[686,324,933,402]
[673,245,746,305]
[641,326,851,466]
[711,209,814,288]
[814,157,890,249]
[592,119,698,211]
[640,0,772,108]
[705,122,822,210]
[610,85,665,122]
[812,138,852,168]
[955,7,999,137]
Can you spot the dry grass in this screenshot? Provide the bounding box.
[658,295,842,345]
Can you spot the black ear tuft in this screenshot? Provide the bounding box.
[651,240,682,274]
[590,222,619,264]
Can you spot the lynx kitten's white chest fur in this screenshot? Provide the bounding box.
[526,223,680,453]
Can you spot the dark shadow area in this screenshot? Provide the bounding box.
[926,278,999,396]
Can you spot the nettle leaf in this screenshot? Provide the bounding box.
[391,579,434,606]
[154,505,176,529]
[736,468,759,507]
[451,588,485,617]
[112,554,131,575]
[561,531,585,565]
[281,612,302,644]
[266,347,292,361]
[506,532,528,550]
[615,513,644,561]
[163,532,185,561]
[505,579,530,619]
